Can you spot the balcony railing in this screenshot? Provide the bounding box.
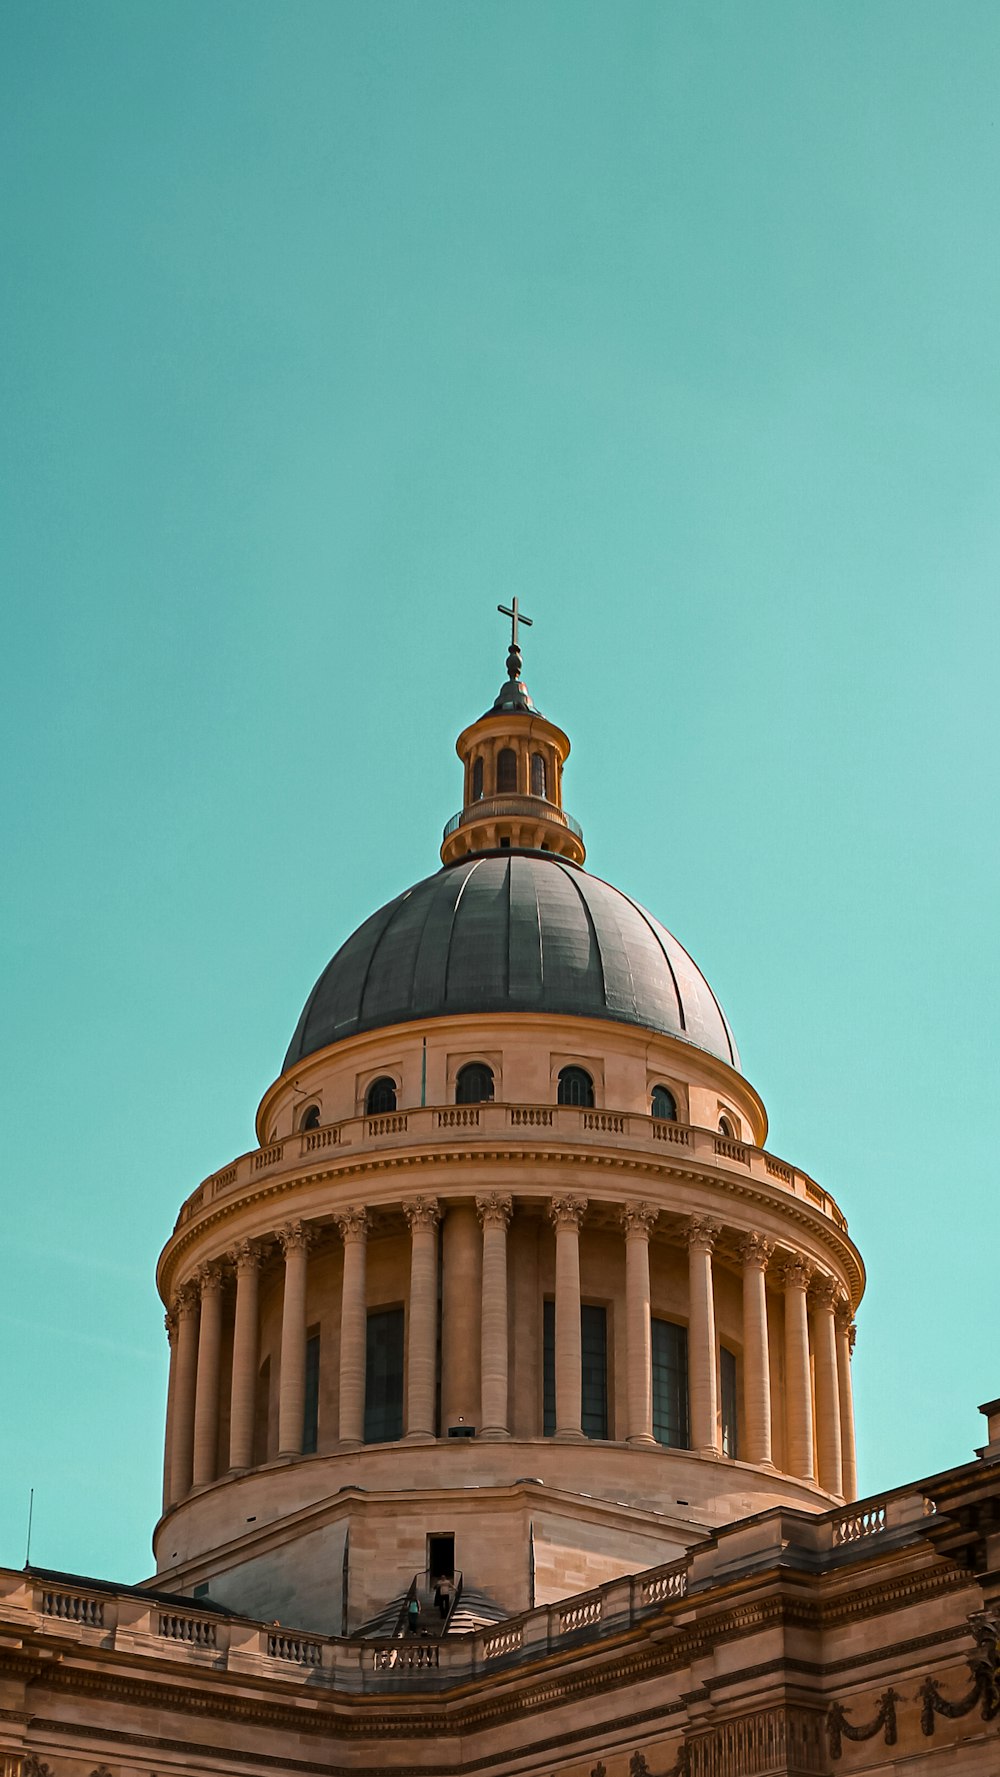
[6,1484,938,1692]
[442,795,583,841]
[176,1105,850,1237]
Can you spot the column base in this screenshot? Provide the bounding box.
[553,1428,587,1443]
[337,1437,364,1452]
[403,1430,436,1444]
[479,1427,511,1441]
[626,1434,658,1449]
[696,1445,722,1460]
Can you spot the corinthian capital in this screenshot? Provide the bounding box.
[777,1254,814,1292]
[196,1260,224,1296]
[278,1220,314,1257]
[686,1216,720,1253]
[164,1308,178,1343]
[476,1193,513,1230]
[811,1272,840,1310]
[621,1201,658,1238]
[404,1196,441,1231]
[174,1279,199,1317]
[230,1238,265,1276]
[739,1231,774,1270]
[549,1194,587,1231]
[335,1206,369,1244]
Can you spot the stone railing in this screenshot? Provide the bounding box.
[442,796,583,841]
[176,1107,848,1237]
[5,1490,939,1691]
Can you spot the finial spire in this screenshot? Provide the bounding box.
[497,597,533,681]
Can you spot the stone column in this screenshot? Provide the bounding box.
[228,1240,263,1472]
[550,1196,587,1440]
[336,1209,369,1446]
[739,1232,774,1467]
[162,1310,178,1511]
[477,1193,512,1438]
[277,1222,312,1458]
[836,1298,859,1502]
[812,1274,844,1495]
[779,1255,815,1482]
[192,1263,224,1487]
[404,1198,441,1441]
[621,1202,657,1446]
[441,1204,481,1432]
[687,1218,721,1456]
[169,1282,199,1503]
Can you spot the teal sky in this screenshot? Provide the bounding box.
[2,2,998,1583]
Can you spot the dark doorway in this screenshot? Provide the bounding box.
[427,1533,455,1581]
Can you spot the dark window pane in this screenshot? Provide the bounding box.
[719,1115,735,1138]
[543,1299,555,1436]
[720,1346,738,1458]
[530,752,546,798]
[652,1318,689,1449]
[456,1062,494,1104]
[558,1066,594,1108]
[497,747,517,793]
[302,1331,320,1454]
[581,1304,608,1439]
[300,1104,321,1131]
[651,1085,677,1121]
[365,1307,404,1443]
[472,756,484,799]
[366,1076,397,1115]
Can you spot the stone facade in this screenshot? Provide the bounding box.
[2,654,995,1773]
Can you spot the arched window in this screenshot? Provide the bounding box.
[455,1062,494,1104]
[718,1114,736,1139]
[558,1066,594,1108]
[651,1084,677,1121]
[530,752,547,798]
[496,747,517,794]
[300,1104,321,1131]
[472,756,484,800]
[365,1076,397,1115]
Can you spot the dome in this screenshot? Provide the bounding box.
[283,851,740,1071]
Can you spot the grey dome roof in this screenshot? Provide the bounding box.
[283,852,739,1072]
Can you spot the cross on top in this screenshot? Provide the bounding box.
[497,597,533,652]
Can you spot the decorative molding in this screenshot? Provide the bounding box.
[686,1216,720,1252]
[174,1279,199,1316]
[826,1686,899,1758]
[335,1206,370,1243]
[476,1192,513,1229]
[738,1230,773,1269]
[164,1307,177,1342]
[549,1193,587,1230]
[195,1260,224,1296]
[920,1609,1000,1733]
[404,1196,442,1231]
[621,1201,658,1237]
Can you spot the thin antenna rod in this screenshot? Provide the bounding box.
[24,1488,34,1568]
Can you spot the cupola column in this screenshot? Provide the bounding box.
[477,1194,512,1438]
[812,1275,844,1495]
[779,1257,816,1482]
[441,1204,481,1433]
[277,1223,312,1458]
[336,1210,369,1446]
[404,1199,441,1442]
[192,1263,224,1487]
[621,1203,657,1446]
[740,1233,774,1466]
[169,1282,200,1503]
[550,1196,587,1440]
[836,1300,859,1501]
[687,1219,721,1456]
[162,1310,178,1511]
[228,1240,263,1471]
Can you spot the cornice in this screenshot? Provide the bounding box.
[158,1144,862,1306]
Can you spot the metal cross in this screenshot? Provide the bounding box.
[497,597,533,652]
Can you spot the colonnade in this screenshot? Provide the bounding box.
[163,1196,858,1509]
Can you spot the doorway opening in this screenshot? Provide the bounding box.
[427,1532,455,1581]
